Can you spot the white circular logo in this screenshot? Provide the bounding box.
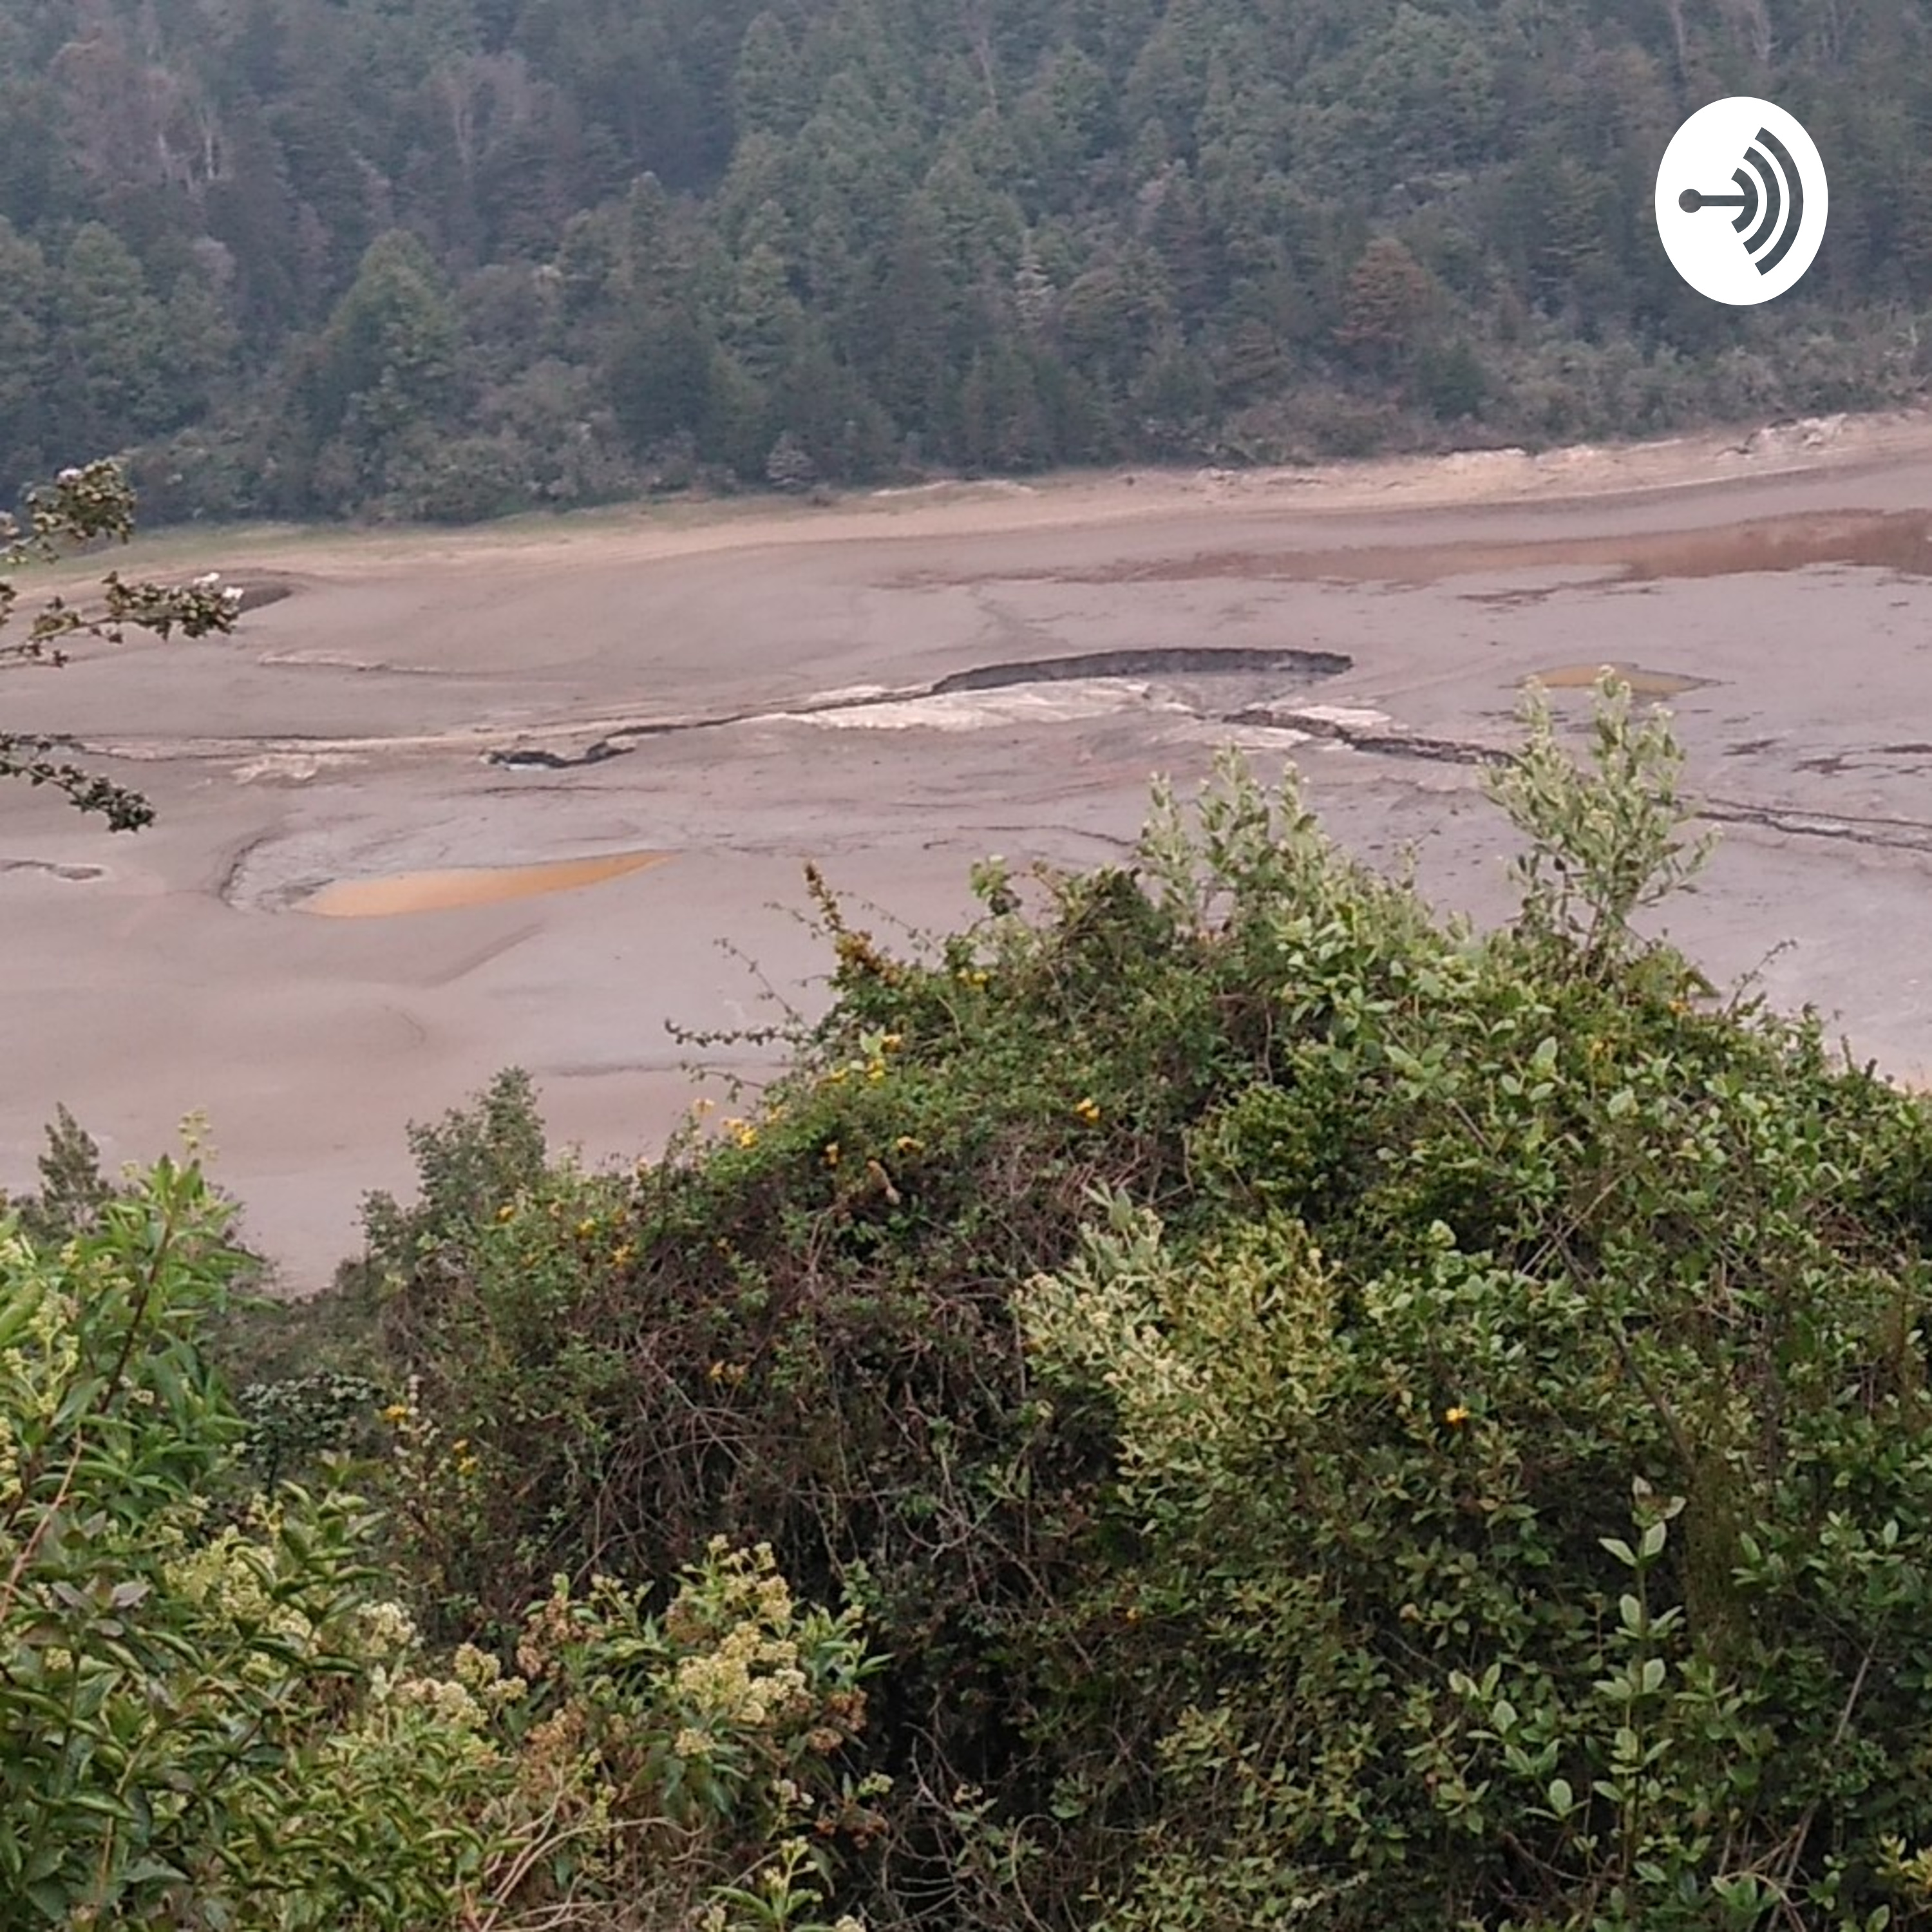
[1654,97,1828,305]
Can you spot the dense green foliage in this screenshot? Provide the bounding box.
[0,1150,886,1929]
[2,1,1929,520]
[294,688,1932,1929]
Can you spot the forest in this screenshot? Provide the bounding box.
[3,0,1931,524]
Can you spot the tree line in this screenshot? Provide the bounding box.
[2,0,1930,523]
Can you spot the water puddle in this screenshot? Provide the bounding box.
[301,849,672,918]
[1610,511,1932,583]
[1524,664,1712,697]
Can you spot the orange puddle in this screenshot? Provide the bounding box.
[1524,663,1712,697]
[301,849,672,918]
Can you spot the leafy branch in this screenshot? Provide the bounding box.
[1,460,245,830]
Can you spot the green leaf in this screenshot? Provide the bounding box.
[26,1880,72,1922]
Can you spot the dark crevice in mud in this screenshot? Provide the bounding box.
[1241,709,1932,857]
[1337,731,1500,767]
[1698,797,1932,856]
[487,706,770,766]
[487,739,628,770]
[0,859,104,881]
[1226,705,1502,767]
[216,831,276,905]
[932,647,1350,694]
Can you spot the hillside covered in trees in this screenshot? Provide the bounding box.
[3,0,1931,521]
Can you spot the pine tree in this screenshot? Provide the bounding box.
[1334,236,1435,375]
[57,224,175,454]
[308,232,462,463]
[732,12,806,142]
[609,303,714,452]
[726,239,806,383]
[0,219,50,488]
[876,206,956,433]
[163,273,241,424]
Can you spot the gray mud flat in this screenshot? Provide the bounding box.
[7,426,1932,1289]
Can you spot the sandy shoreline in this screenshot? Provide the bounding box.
[26,406,1931,587]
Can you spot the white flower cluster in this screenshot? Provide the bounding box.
[166,1526,316,1666]
[453,1640,527,1708]
[673,1621,811,1732]
[390,1672,488,1729]
[356,1598,419,1660]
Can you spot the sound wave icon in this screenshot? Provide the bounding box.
[1677,128,1804,276]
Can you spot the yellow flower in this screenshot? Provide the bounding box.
[882,1032,904,1052]
[735,1125,759,1149]
[894,1135,924,1155]
[456,1455,480,1477]
[611,1244,636,1268]
[576,1218,598,1238]
[496,1202,515,1223]
[824,1142,841,1168]
[1444,1405,1472,1426]
[381,1403,410,1425]
[1073,1097,1102,1125]
[866,1065,885,1084]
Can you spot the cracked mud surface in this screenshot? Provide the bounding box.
[7,412,1932,1287]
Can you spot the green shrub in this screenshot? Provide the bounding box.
[368,681,1932,1930]
[0,1147,883,1929]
